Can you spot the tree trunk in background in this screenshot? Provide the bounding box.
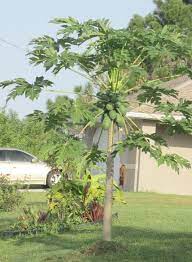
[103,122,114,241]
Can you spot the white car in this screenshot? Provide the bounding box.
[0,148,61,187]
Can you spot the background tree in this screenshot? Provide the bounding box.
[29,94,89,176]
[0,110,46,158]
[129,0,192,34]
[1,18,192,242]
[0,97,87,172]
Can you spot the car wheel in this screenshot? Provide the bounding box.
[46,170,61,187]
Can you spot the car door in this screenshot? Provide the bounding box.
[7,150,47,184]
[0,150,11,180]
[7,150,34,183]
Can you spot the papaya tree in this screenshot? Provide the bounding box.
[1,18,192,241]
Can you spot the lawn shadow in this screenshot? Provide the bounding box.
[0,215,17,234]
[7,225,192,261]
[10,225,102,252]
[111,225,192,261]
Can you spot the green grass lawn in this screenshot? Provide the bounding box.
[1,192,192,262]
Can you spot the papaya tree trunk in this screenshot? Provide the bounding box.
[103,121,114,241]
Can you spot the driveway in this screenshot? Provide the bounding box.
[19,185,48,192]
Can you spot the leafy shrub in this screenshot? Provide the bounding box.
[13,207,66,234]
[12,174,124,234]
[0,175,24,211]
[48,179,84,226]
[13,179,84,234]
[48,174,124,224]
[83,200,104,222]
[82,174,124,222]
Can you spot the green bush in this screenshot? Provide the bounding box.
[12,179,84,234]
[12,174,124,234]
[48,174,124,224]
[0,175,24,212]
[47,179,84,227]
[13,207,66,234]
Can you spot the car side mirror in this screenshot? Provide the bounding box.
[31,158,38,163]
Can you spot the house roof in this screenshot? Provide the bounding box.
[127,76,192,120]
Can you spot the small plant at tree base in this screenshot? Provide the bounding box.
[0,175,24,212]
[82,240,128,257]
[81,173,123,223]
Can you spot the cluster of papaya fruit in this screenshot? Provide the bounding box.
[96,91,128,130]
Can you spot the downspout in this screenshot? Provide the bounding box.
[135,148,141,192]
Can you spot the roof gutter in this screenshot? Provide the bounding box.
[126,111,184,121]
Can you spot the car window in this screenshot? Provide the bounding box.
[7,150,33,162]
[0,150,6,161]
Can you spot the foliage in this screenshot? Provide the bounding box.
[82,145,107,166]
[128,0,192,84]
[40,133,86,176]
[0,175,24,212]
[0,110,48,160]
[47,174,120,224]
[129,0,192,32]
[48,179,84,226]
[1,16,192,240]
[13,207,66,234]
[2,192,192,261]
[0,106,86,175]
[137,83,178,105]
[1,19,192,173]
[0,111,22,147]
[27,92,96,175]
[0,77,53,102]
[153,0,192,32]
[82,174,124,206]
[82,174,124,222]
[113,131,190,173]
[97,90,128,129]
[13,178,84,234]
[13,174,123,234]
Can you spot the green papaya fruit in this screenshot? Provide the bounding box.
[116,114,124,128]
[106,103,114,111]
[111,95,118,103]
[119,105,127,115]
[109,110,117,120]
[102,115,111,130]
[116,101,121,107]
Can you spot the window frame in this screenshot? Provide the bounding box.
[6,150,34,163]
[0,150,8,162]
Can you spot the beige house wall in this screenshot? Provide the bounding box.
[85,117,192,195]
[120,120,142,192]
[120,147,139,191]
[137,120,192,195]
[85,127,120,182]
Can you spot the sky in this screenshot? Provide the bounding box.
[0,0,155,117]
